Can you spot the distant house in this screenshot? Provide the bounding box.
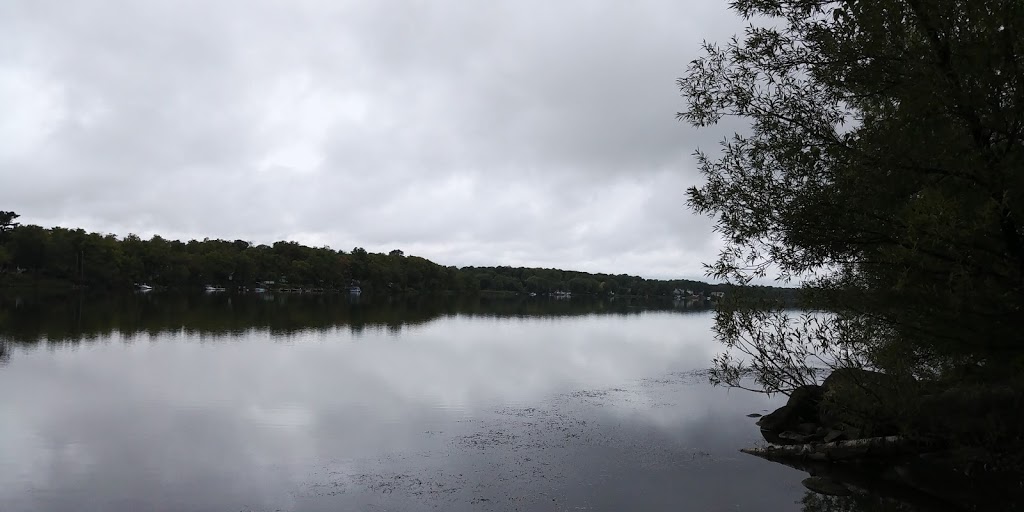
[710,291,725,300]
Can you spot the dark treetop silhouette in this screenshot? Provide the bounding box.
[0,212,796,303]
[678,0,1024,508]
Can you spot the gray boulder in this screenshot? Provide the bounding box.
[758,385,823,445]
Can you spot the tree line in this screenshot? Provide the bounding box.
[0,211,786,301]
[0,214,467,294]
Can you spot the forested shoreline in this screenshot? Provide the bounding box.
[0,212,789,301]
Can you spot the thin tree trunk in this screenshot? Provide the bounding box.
[741,436,911,462]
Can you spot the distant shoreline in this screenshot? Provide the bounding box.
[0,219,796,303]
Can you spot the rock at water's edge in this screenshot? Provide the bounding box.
[757,384,823,444]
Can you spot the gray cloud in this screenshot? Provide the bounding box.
[0,0,747,279]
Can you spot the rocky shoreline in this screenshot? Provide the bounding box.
[741,368,1023,510]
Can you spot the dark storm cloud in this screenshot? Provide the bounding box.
[0,0,746,279]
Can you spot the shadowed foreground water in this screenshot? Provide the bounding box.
[0,293,805,511]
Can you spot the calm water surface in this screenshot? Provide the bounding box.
[0,294,805,511]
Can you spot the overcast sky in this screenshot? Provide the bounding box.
[0,0,748,280]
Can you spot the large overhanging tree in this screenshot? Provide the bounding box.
[680,0,1024,394]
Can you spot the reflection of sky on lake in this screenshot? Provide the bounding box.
[0,311,805,511]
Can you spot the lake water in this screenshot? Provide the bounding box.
[0,293,807,511]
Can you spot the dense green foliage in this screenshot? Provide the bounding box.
[680,0,1024,391]
[0,216,470,294]
[459,265,729,298]
[0,212,770,300]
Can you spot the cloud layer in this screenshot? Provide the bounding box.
[0,0,746,279]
